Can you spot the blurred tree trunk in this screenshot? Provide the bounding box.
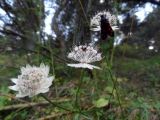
[52,0,93,59]
[52,1,66,58]
[0,0,45,51]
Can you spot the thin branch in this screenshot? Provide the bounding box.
[0,29,24,39]
[78,0,89,26]
[0,93,27,103]
[39,111,73,120]
[0,97,71,112]
[40,94,74,112]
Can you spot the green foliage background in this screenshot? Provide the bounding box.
[0,0,160,120]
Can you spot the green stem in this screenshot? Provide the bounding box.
[41,94,89,118]
[108,68,125,119]
[48,39,58,98]
[48,39,55,75]
[75,69,84,110]
[41,94,73,112]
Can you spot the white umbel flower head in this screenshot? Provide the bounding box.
[90,10,118,31]
[67,44,102,70]
[9,63,54,98]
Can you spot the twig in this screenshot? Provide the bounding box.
[39,111,73,120]
[0,93,27,103]
[0,98,70,112]
[41,94,90,117]
[38,103,95,120]
[40,94,75,112]
[78,0,89,25]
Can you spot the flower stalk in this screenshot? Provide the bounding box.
[40,94,74,112]
[75,70,84,111]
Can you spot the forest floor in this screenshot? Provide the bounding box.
[0,51,160,119]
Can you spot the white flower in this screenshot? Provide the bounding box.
[90,10,119,31]
[67,44,102,69]
[9,63,54,98]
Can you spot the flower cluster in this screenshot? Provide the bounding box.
[67,44,102,69]
[9,64,54,98]
[90,10,118,31]
[9,10,118,98]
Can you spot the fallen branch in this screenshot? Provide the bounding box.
[38,102,95,120]
[0,98,71,112]
[39,111,73,120]
[0,93,28,103]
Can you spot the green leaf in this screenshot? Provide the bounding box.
[94,98,109,108]
[105,86,116,97]
[0,86,10,107]
[105,86,113,93]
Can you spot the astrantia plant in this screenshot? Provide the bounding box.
[67,44,102,69]
[90,10,118,32]
[9,63,54,98]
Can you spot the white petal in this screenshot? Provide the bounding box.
[89,64,101,70]
[47,76,54,83]
[40,63,49,75]
[82,63,101,70]
[90,27,101,31]
[67,63,101,70]
[16,93,28,98]
[11,78,18,84]
[111,26,119,31]
[45,66,50,75]
[67,63,87,68]
[28,93,36,97]
[38,88,49,94]
[20,66,26,73]
[40,63,45,68]
[9,85,19,91]
[34,88,49,95]
[68,52,74,59]
[43,77,54,88]
[26,64,32,69]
